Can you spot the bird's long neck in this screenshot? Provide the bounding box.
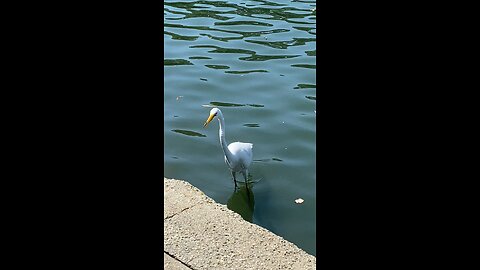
[218,114,234,164]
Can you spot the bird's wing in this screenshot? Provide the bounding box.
[228,142,253,152]
[228,142,253,168]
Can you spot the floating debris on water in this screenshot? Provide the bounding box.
[295,198,304,204]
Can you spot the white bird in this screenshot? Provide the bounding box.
[203,108,253,188]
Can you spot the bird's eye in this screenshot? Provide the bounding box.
[214,113,217,116]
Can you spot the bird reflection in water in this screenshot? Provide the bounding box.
[227,183,255,223]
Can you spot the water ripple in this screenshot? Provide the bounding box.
[164,31,199,41]
[205,64,230,70]
[294,83,316,89]
[239,54,301,61]
[171,129,206,137]
[291,64,316,69]
[225,70,268,74]
[164,59,193,66]
[214,20,273,27]
[202,102,265,108]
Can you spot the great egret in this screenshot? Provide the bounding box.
[203,108,253,188]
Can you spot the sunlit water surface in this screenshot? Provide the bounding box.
[164,0,316,256]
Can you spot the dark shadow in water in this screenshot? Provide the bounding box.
[227,183,255,223]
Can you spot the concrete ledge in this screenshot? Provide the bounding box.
[164,177,316,269]
[164,252,190,270]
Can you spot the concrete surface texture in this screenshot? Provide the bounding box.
[164,177,316,269]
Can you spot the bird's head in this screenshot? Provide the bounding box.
[204,108,220,127]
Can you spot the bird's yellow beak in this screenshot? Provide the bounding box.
[203,114,215,127]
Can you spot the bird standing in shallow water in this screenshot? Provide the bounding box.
[203,108,253,188]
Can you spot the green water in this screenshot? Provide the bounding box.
[164,0,316,256]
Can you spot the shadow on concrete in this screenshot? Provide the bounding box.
[227,183,255,222]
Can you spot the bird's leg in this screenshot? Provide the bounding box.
[244,169,249,184]
[242,170,249,190]
[231,171,238,188]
